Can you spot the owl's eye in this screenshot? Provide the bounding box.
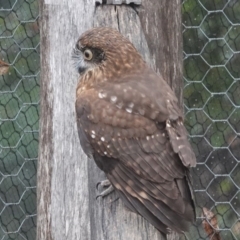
[83,49,93,61]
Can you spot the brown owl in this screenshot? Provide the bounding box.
[73,27,196,235]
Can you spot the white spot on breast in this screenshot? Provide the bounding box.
[104,151,107,155]
[107,145,110,148]
[98,91,107,99]
[151,135,155,139]
[88,114,94,120]
[167,99,170,103]
[162,133,165,137]
[123,88,127,92]
[126,107,132,113]
[91,130,96,138]
[146,136,150,140]
[101,137,105,142]
[110,96,117,103]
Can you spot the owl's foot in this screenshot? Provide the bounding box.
[96,179,114,199]
[96,179,111,189]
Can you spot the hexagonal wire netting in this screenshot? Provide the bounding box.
[183,0,240,239]
[0,0,39,239]
[0,0,239,240]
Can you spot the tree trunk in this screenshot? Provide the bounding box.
[37,1,183,240]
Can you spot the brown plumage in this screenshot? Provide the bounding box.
[202,208,221,240]
[0,59,9,75]
[74,27,196,235]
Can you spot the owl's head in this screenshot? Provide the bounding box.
[72,27,145,76]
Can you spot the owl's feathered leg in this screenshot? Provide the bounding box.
[96,179,114,199]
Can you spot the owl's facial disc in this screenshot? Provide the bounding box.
[72,46,88,74]
[72,42,105,75]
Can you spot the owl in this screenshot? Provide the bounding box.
[73,27,196,235]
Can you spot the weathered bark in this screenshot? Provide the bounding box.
[138,0,184,106]
[38,1,184,240]
[37,1,95,239]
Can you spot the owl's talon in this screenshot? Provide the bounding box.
[96,185,114,199]
[96,179,111,189]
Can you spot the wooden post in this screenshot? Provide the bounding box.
[37,1,183,240]
[138,0,184,107]
[37,1,95,239]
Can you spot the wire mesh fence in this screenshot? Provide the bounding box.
[183,0,240,239]
[0,0,39,239]
[0,0,239,239]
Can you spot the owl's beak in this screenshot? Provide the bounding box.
[78,66,87,74]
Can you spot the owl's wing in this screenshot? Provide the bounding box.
[76,80,196,234]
